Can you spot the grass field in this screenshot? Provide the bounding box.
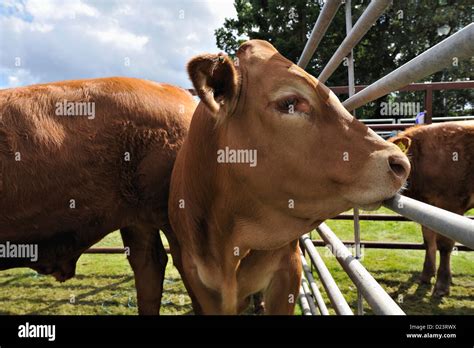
[0,208,472,315]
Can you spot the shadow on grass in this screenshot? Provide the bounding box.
[0,273,33,286]
[371,270,474,315]
[160,302,194,315]
[20,275,135,315]
[368,268,474,278]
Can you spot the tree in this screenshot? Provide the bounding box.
[215,0,473,119]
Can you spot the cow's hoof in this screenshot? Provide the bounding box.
[432,286,450,298]
[418,273,433,284]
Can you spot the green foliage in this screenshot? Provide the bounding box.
[215,0,473,119]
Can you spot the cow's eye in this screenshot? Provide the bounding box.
[277,97,298,113]
[276,96,310,115]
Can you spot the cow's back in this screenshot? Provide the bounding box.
[0,77,195,242]
[400,121,474,210]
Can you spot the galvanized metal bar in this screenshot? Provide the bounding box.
[299,284,313,315]
[297,0,343,69]
[84,247,126,254]
[316,223,405,315]
[367,124,414,131]
[329,80,474,94]
[332,213,474,222]
[343,23,474,111]
[344,0,364,316]
[345,0,356,100]
[300,250,330,315]
[353,208,364,315]
[300,234,354,315]
[301,278,319,315]
[310,240,473,252]
[333,213,407,221]
[425,87,433,124]
[82,239,474,254]
[318,0,392,83]
[384,194,474,249]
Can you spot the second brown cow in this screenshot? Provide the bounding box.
[390,121,474,297]
[0,77,195,314]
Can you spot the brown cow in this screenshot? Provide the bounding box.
[0,77,196,314]
[169,40,410,314]
[390,121,474,297]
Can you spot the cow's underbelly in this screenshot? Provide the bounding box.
[0,219,113,279]
[0,200,160,280]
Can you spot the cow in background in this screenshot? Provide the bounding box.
[0,77,196,314]
[390,121,474,297]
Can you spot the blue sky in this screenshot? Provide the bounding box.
[0,0,237,89]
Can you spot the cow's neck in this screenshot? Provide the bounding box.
[183,106,316,258]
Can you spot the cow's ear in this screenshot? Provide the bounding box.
[392,136,412,153]
[187,53,239,115]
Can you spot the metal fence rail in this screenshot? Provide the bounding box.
[296,0,473,316]
[84,238,473,254]
[310,240,473,252]
[318,0,392,83]
[384,194,474,249]
[300,234,353,315]
[316,223,405,315]
[297,0,343,68]
[332,213,474,222]
[343,23,474,111]
[300,250,330,315]
[299,282,313,315]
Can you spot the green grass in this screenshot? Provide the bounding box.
[310,207,474,315]
[0,208,472,315]
[0,232,192,315]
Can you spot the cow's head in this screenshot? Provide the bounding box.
[187,40,410,221]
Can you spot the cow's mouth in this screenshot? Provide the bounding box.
[354,201,383,211]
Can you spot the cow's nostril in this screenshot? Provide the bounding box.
[388,155,409,179]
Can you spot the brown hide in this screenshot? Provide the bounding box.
[169,40,410,314]
[0,77,195,313]
[390,121,474,296]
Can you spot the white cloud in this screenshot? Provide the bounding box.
[88,26,149,51]
[0,0,237,89]
[25,0,99,21]
[1,16,53,33]
[1,68,39,87]
[186,33,200,42]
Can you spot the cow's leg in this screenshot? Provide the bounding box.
[120,225,167,315]
[161,224,202,314]
[420,226,437,284]
[263,243,301,315]
[433,235,455,297]
[431,205,463,297]
[180,258,224,314]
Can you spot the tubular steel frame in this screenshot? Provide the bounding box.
[296,0,474,316]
